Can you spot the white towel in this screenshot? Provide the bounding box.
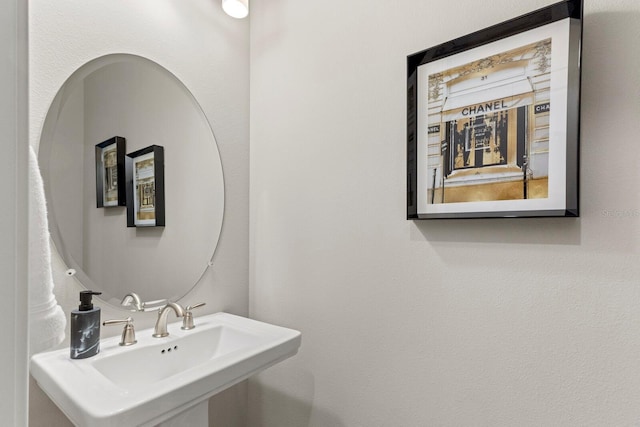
[29,145,66,355]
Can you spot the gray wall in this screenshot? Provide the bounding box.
[248,0,640,426]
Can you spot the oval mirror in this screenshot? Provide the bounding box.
[38,54,224,308]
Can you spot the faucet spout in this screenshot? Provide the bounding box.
[152,302,185,338]
[121,292,143,311]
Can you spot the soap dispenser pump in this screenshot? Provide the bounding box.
[70,290,102,359]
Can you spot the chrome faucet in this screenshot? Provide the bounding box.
[121,293,143,311]
[103,317,137,346]
[152,302,185,338]
[121,292,168,312]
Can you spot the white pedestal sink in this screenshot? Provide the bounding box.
[31,313,301,426]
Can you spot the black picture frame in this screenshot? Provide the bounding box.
[407,0,582,219]
[126,145,165,227]
[95,136,126,208]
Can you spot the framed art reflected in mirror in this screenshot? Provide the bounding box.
[95,136,126,208]
[126,145,165,227]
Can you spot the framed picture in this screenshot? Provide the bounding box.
[126,145,165,227]
[95,136,126,207]
[407,0,582,219]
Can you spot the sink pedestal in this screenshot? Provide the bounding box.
[158,400,207,426]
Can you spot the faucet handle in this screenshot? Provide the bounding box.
[182,302,206,330]
[103,317,137,346]
[185,302,206,311]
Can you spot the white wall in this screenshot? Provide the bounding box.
[29,1,249,425]
[0,0,28,424]
[249,0,640,426]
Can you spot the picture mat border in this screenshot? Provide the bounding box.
[418,20,569,215]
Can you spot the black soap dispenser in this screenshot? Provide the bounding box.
[70,290,102,359]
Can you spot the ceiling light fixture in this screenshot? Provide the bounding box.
[222,0,249,19]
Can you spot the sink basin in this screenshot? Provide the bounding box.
[31,313,301,426]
